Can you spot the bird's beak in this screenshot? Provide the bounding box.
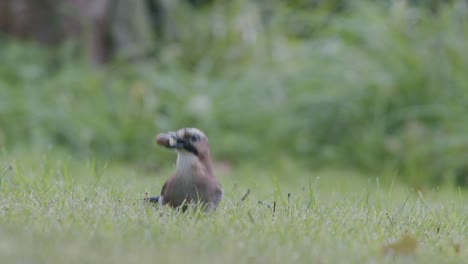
[156,131,187,149]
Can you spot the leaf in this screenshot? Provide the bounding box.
[382,234,418,256]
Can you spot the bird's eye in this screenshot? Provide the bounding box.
[191,135,200,142]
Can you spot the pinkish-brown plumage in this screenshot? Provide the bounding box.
[148,128,223,211]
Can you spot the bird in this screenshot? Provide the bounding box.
[146,128,223,212]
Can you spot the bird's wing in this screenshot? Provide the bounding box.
[160,180,168,196]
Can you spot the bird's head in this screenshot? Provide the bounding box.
[155,128,210,158]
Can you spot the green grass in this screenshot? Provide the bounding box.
[0,152,466,263]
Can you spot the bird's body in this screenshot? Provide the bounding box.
[148,128,223,211]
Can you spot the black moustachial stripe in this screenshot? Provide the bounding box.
[183,144,198,156]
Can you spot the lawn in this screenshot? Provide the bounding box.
[0,151,466,264]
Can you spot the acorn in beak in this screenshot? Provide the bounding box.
[156,131,186,149]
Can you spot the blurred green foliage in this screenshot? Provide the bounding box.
[1,0,468,186]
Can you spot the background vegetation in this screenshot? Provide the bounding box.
[1,0,468,187]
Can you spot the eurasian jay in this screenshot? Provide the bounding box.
[146,128,223,212]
